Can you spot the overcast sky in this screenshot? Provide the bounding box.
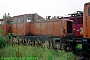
[0,0,89,18]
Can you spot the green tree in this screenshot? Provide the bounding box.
[8,13,10,17]
[3,13,7,18]
[3,13,10,18]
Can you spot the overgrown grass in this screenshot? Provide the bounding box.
[0,44,77,60]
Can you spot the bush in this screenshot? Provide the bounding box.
[0,36,7,48]
[0,28,12,48]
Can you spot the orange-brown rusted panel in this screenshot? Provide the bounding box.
[53,20,61,36]
[12,24,17,35]
[32,19,73,37]
[53,20,67,36]
[41,22,47,35]
[17,23,24,35]
[35,22,41,35]
[24,22,31,35]
[45,21,54,36]
[30,22,35,35]
[83,2,90,38]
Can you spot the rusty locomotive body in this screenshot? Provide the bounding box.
[0,13,75,49]
[11,13,74,37]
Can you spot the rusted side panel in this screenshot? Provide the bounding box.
[53,20,61,36]
[83,3,90,38]
[53,20,67,37]
[45,21,53,36]
[41,22,47,35]
[32,19,73,37]
[35,22,41,35]
[12,24,17,35]
[24,22,31,35]
[17,23,24,35]
[30,23,35,35]
[87,4,90,38]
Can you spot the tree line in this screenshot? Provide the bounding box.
[3,13,11,18]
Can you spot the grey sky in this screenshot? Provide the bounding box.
[0,0,89,18]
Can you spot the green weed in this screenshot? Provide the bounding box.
[0,45,77,60]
